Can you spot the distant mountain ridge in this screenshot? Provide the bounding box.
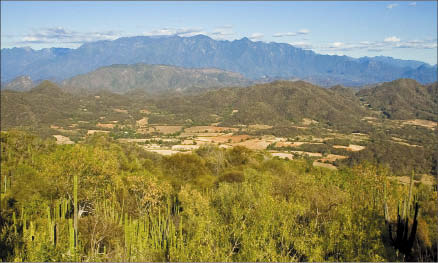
[62,64,251,94]
[1,34,436,86]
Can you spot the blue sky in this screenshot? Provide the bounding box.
[1,1,437,64]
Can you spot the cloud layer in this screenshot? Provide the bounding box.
[17,27,121,44]
[273,29,310,38]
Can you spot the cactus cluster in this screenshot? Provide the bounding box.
[384,172,419,259]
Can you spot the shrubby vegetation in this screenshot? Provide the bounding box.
[1,131,437,261]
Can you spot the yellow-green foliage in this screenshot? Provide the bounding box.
[0,131,436,262]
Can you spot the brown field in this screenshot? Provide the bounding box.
[87,130,110,135]
[234,138,271,150]
[184,126,238,133]
[118,138,149,143]
[153,126,183,134]
[332,144,365,151]
[318,154,348,162]
[97,123,115,129]
[402,119,437,130]
[53,135,74,145]
[113,108,128,113]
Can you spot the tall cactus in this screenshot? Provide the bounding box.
[73,175,78,249]
[384,171,419,259]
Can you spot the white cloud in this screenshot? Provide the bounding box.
[331,42,344,48]
[249,33,264,41]
[387,3,399,9]
[289,41,312,49]
[144,27,205,37]
[210,26,235,40]
[272,29,310,38]
[384,36,401,42]
[19,27,121,44]
[297,29,310,35]
[408,2,416,6]
[273,32,297,37]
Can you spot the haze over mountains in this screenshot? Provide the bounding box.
[2,34,437,87]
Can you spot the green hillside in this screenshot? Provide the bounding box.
[62,64,251,94]
[357,79,438,121]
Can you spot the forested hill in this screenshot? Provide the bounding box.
[153,80,370,128]
[357,78,438,121]
[2,35,436,86]
[2,78,437,130]
[61,64,251,94]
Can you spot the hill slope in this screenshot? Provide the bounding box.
[62,64,251,94]
[2,35,436,86]
[357,79,438,121]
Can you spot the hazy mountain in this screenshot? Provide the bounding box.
[2,35,436,86]
[1,75,35,91]
[357,78,438,121]
[62,63,251,94]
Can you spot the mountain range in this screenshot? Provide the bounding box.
[2,35,436,86]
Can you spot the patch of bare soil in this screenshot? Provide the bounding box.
[402,119,437,130]
[97,123,115,129]
[234,139,271,150]
[301,118,319,126]
[332,144,365,152]
[87,130,110,135]
[184,126,238,133]
[53,135,74,145]
[136,117,149,127]
[113,108,128,113]
[318,154,348,162]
